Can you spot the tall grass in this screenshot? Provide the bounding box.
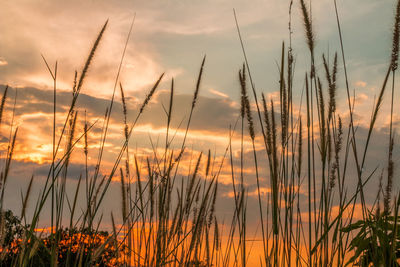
[1,0,400,266]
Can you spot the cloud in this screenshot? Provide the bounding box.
[0,0,394,116]
[0,0,286,97]
[209,88,229,98]
[0,57,7,66]
[355,81,367,88]
[0,0,168,96]
[0,84,246,170]
[2,84,240,133]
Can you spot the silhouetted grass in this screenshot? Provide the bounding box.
[1,1,400,266]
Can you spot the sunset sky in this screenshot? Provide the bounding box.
[1,0,399,254]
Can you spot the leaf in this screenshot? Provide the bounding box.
[341,220,365,233]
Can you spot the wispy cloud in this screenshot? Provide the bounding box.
[209,88,229,98]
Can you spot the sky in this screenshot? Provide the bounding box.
[1,0,400,262]
[0,0,395,97]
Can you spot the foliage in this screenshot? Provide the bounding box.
[0,210,124,266]
[0,210,24,247]
[342,210,400,267]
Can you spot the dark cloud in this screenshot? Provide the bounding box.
[8,159,94,182]
[1,85,240,134]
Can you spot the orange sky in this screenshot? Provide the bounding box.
[1,1,400,265]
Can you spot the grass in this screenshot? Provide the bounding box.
[1,0,400,266]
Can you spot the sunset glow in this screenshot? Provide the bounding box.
[1,0,400,266]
